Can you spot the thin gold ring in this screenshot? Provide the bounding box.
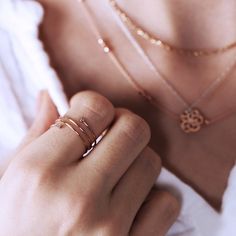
[79,118,97,148]
[65,116,97,148]
[51,116,97,154]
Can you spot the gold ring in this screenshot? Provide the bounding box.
[51,116,97,154]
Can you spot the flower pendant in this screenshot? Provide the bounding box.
[180,109,207,133]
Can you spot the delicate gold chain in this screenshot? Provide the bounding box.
[109,1,236,105]
[109,0,236,57]
[79,0,236,133]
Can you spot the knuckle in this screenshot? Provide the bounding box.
[118,108,151,144]
[159,191,181,218]
[70,91,114,119]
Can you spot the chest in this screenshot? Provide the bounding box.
[39,0,236,209]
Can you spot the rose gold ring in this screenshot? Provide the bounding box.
[51,116,97,154]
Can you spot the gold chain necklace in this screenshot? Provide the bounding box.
[109,0,236,57]
[108,1,236,133]
[79,0,236,133]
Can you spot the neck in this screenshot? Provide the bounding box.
[116,0,236,49]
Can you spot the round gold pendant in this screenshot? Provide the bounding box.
[180,109,206,133]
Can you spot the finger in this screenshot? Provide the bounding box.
[19,91,115,165]
[18,90,59,150]
[130,189,181,236]
[110,147,161,227]
[80,108,151,190]
[0,91,58,175]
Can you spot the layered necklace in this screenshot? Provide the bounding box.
[108,1,236,57]
[78,0,236,134]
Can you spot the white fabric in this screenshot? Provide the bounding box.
[0,0,235,235]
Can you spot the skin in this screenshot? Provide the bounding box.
[2,0,235,233]
[0,91,180,235]
[38,0,236,209]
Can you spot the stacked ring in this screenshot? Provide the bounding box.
[51,116,97,154]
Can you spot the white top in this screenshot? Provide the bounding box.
[0,1,235,235]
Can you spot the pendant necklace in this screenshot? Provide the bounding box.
[78,0,236,134]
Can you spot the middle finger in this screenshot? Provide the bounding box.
[78,108,151,190]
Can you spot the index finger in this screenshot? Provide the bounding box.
[20,91,115,165]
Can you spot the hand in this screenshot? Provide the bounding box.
[0,91,180,236]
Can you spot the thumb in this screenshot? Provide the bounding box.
[18,90,59,150]
[0,90,59,176]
